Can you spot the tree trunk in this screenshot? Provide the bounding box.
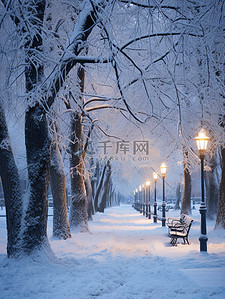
[174,183,181,210]
[98,161,111,213]
[85,170,93,221]
[0,104,23,258]
[107,179,113,208]
[22,104,52,254]
[181,148,192,215]
[69,112,88,232]
[205,151,219,220]
[94,164,107,212]
[50,139,71,239]
[92,161,100,203]
[215,148,225,229]
[18,0,52,255]
[89,155,97,209]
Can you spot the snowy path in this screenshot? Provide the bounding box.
[0,204,225,298]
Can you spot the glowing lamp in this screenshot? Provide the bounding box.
[160,162,167,177]
[153,172,158,181]
[195,129,210,157]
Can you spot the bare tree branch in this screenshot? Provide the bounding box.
[83,96,120,107]
[85,104,126,112]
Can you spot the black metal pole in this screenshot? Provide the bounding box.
[148,185,151,219]
[199,155,208,252]
[153,180,157,223]
[135,192,137,210]
[139,189,142,213]
[146,186,148,218]
[162,176,166,226]
[143,187,145,216]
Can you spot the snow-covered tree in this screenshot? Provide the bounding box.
[0,0,110,256]
[0,104,23,257]
[49,119,71,239]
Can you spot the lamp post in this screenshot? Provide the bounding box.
[146,181,151,219]
[139,185,142,213]
[153,172,158,223]
[135,188,138,211]
[195,129,210,252]
[134,190,137,210]
[160,162,167,227]
[142,184,145,216]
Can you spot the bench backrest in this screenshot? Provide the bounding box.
[167,214,194,232]
[180,214,194,233]
[181,214,193,224]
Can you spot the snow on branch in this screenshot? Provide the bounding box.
[45,0,107,109]
[85,104,126,112]
[83,96,120,107]
[119,1,182,10]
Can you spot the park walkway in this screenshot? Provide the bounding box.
[1,205,225,298]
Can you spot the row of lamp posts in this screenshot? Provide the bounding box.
[133,129,210,252]
[133,162,167,227]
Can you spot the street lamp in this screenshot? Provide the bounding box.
[153,172,158,223]
[160,162,167,227]
[146,181,151,219]
[135,188,138,211]
[133,190,137,210]
[195,129,210,252]
[139,185,142,213]
[142,184,145,216]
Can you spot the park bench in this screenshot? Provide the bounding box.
[166,214,186,231]
[167,214,194,246]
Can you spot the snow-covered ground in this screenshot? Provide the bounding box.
[0,204,225,299]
